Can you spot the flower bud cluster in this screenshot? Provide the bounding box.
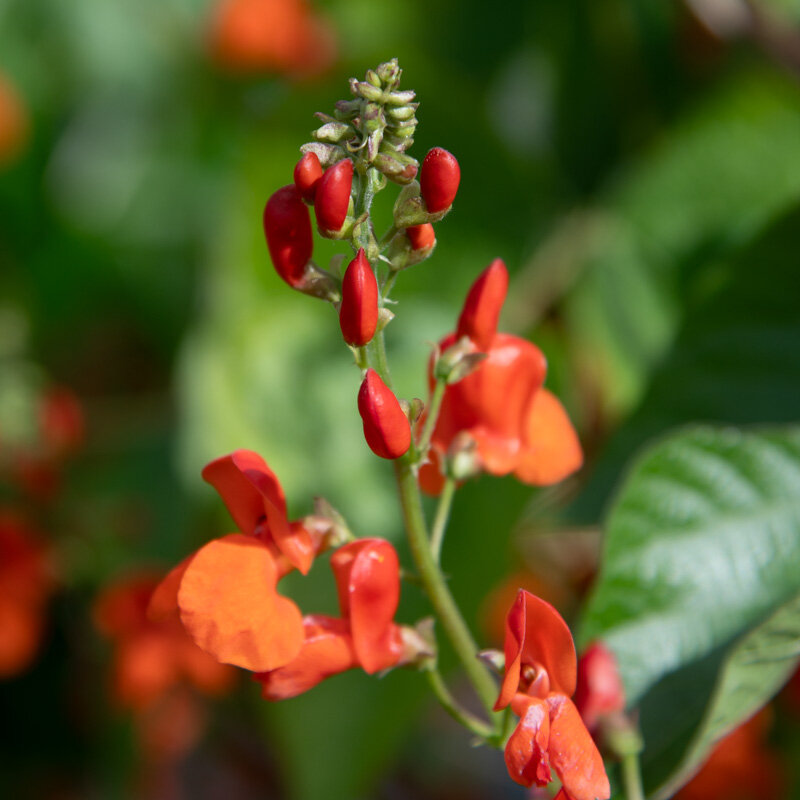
[301,58,419,186]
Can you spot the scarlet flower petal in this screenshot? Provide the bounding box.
[495,589,577,711]
[178,534,304,671]
[330,539,403,673]
[255,615,358,700]
[515,389,583,485]
[147,557,192,623]
[456,259,509,350]
[504,695,552,788]
[202,450,315,574]
[546,694,610,800]
[113,631,179,711]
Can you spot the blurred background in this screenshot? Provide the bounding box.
[1,0,800,797]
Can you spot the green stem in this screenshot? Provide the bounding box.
[378,223,399,251]
[393,455,500,719]
[621,752,645,800]
[430,477,456,565]
[425,667,494,739]
[416,377,446,458]
[382,269,399,300]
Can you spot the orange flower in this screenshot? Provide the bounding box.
[149,450,325,672]
[256,538,404,699]
[208,0,336,77]
[675,710,783,800]
[94,572,235,711]
[0,72,28,168]
[496,590,610,800]
[419,260,582,494]
[0,512,54,678]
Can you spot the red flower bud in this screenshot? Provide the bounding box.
[574,642,626,732]
[339,248,378,346]
[315,158,353,233]
[293,152,323,202]
[407,223,436,252]
[357,370,411,460]
[420,147,460,213]
[263,185,313,287]
[456,258,509,350]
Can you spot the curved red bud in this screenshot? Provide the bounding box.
[315,158,353,233]
[545,694,611,800]
[495,589,577,711]
[407,223,436,252]
[256,615,358,700]
[339,248,378,346]
[574,641,626,731]
[357,370,412,460]
[420,147,460,213]
[263,185,313,287]
[293,152,323,202]
[456,259,509,350]
[201,450,315,574]
[330,539,402,673]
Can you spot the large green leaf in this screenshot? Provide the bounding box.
[580,426,800,794]
[652,590,800,799]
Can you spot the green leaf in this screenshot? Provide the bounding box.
[580,425,800,794]
[652,590,800,799]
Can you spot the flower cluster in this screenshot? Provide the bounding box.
[420,259,583,494]
[150,449,412,698]
[495,590,610,799]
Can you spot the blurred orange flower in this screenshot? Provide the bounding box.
[94,572,236,711]
[0,72,28,167]
[0,512,54,678]
[209,0,336,77]
[675,710,783,800]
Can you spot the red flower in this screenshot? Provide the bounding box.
[208,0,336,78]
[574,642,626,734]
[419,259,582,494]
[496,590,610,800]
[149,450,325,672]
[95,572,235,711]
[0,513,54,679]
[256,538,404,699]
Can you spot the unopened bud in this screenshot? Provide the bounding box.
[300,141,344,168]
[315,159,354,235]
[357,370,412,460]
[339,249,378,347]
[398,618,436,668]
[293,152,323,203]
[407,223,436,255]
[455,259,509,350]
[477,649,505,673]
[263,185,313,288]
[314,121,355,143]
[376,59,402,87]
[376,307,395,332]
[420,147,460,214]
[373,151,418,185]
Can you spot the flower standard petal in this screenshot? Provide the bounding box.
[330,538,403,673]
[255,615,358,700]
[515,389,583,486]
[177,534,304,672]
[545,694,611,800]
[495,589,577,710]
[202,450,315,574]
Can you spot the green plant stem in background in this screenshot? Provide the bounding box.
[393,454,500,723]
[622,752,645,800]
[430,476,456,564]
[424,666,494,738]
